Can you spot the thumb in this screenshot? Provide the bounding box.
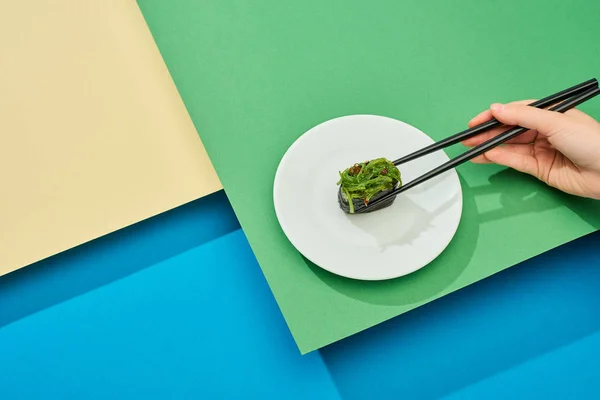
[490,103,571,138]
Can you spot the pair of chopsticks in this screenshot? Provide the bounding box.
[354,78,600,214]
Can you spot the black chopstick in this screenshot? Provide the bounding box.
[392,78,598,166]
[354,84,600,214]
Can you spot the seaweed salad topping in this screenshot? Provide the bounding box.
[337,158,402,213]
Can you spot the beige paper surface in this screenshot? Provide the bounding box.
[0,0,221,276]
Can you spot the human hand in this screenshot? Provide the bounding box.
[462,101,600,200]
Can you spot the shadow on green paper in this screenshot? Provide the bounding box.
[306,169,600,306]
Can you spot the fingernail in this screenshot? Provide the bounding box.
[491,103,504,113]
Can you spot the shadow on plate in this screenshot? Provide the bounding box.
[305,168,598,306]
[347,187,459,251]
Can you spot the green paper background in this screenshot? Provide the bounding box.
[138,0,600,354]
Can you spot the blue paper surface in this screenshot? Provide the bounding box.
[1,191,599,399]
[0,228,340,399]
[321,231,600,399]
[442,330,600,399]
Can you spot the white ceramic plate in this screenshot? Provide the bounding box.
[273,115,463,281]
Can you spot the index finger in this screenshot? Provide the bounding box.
[468,99,537,128]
